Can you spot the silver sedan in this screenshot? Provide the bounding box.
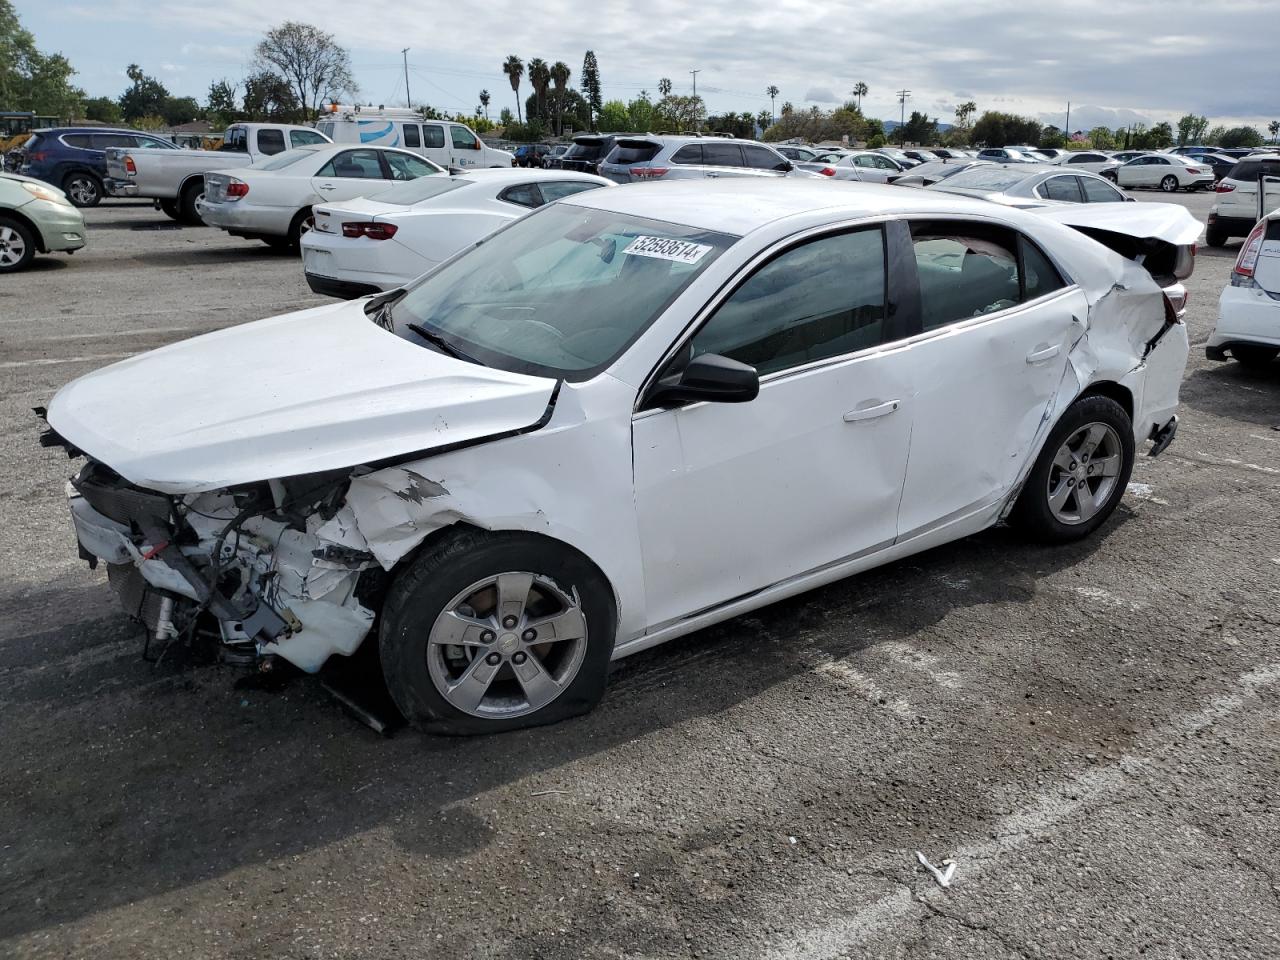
[794,150,904,183]
[924,163,1132,207]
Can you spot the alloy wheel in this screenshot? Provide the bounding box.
[1046,422,1124,525]
[66,176,99,205]
[1160,175,1178,192]
[427,571,588,719]
[0,225,26,267]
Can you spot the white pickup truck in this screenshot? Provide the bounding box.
[104,123,331,224]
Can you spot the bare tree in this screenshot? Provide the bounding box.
[254,21,355,120]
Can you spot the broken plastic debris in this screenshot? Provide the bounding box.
[916,850,957,888]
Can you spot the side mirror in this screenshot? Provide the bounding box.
[646,353,759,408]
[778,160,794,172]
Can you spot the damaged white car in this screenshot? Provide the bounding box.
[41,180,1196,734]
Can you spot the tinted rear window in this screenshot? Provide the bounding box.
[608,141,660,165]
[564,139,607,160]
[1230,159,1280,181]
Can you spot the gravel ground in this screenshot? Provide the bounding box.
[1,191,1278,960]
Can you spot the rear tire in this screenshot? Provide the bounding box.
[1011,395,1135,544]
[283,209,312,252]
[1232,345,1279,369]
[1205,226,1228,248]
[380,529,615,735]
[159,198,181,221]
[178,180,205,225]
[0,215,36,273]
[62,172,102,207]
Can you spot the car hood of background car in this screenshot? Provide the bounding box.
[46,300,559,494]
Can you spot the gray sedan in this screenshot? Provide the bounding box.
[924,163,1132,207]
[794,150,904,182]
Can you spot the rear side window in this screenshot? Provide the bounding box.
[910,223,1021,330]
[60,134,92,148]
[92,134,134,149]
[671,144,703,164]
[539,181,605,202]
[1230,159,1280,182]
[315,122,334,138]
[291,129,328,148]
[608,141,661,165]
[1019,236,1067,300]
[744,145,785,170]
[1039,176,1083,203]
[403,124,420,148]
[691,227,888,376]
[257,129,286,155]
[1081,177,1125,203]
[386,151,436,180]
[702,143,745,167]
[422,124,446,149]
[499,183,542,208]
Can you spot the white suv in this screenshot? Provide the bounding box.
[1206,154,1280,247]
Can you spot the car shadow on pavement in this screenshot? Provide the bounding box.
[127,245,301,267]
[0,517,1122,941]
[1180,363,1280,428]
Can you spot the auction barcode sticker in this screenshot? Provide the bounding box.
[622,236,713,264]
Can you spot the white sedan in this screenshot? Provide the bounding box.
[1052,151,1121,180]
[45,180,1194,735]
[301,169,613,299]
[196,145,444,249]
[1208,210,1280,369]
[1115,153,1214,193]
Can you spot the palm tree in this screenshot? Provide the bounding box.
[955,100,977,128]
[528,58,550,123]
[766,84,779,124]
[658,77,673,98]
[851,82,868,112]
[550,61,571,135]
[1271,120,1280,144]
[479,89,491,122]
[502,56,524,123]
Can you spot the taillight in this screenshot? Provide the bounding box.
[1216,181,1236,193]
[819,167,837,177]
[26,151,47,163]
[225,180,249,199]
[341,221,398,240]
[630,167,669,179]
[124,156,137,175]
[1184,167,1204,175]
[1233,221,1266,279]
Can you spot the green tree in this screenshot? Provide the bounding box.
[549,61,570,135]
[241,69,299,122]
[599,99,630,131]
[0,1,83,118]
[1270,120,1280,144]
[658,77,673,98]
[205,79,238,128]
[254,21,354,120]
[654,93,704,132]
[83,96,122,124]
[626,92,654,132]
[757,109,772,131]
[119,64,169,122]
[780,101,794,116]
[502,55,524,124]
[1041,125,1065,149]
[851,81,868,112]
[899,110,938,145]
[1204,125,1226,146]
[1175,113,1209,146]
[527,58,550,122]
[499,106,513,126]
[581,51,602,129]
[478,89,491,122]
[1220,126,1264,149]
[161,96,201,126]
[1087,126,1115,150]
[971,111,1041,147]
[766,84,779,123]
[954,100,977,129]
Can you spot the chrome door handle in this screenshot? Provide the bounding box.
[705,172,719,178]
[844,399,900,422]
[1026,343,1061,364]
[318,183,337,191]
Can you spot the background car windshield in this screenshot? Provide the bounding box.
[389,204,735,378]
[936,167,1029,191]
[368,175,460,205]
[251,148,322,171]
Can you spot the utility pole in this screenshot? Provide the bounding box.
[690,68,701,132]
[1065,101,1071,141]
[690,68,700,99]
[897,89,911,145]
[402,48,411,109]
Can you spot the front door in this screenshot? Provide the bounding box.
[632,226,913,629]
[893,220,1085,538]
[310,148,394,202]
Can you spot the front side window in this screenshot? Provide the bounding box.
[450,125,478,149]
[385,151,437,180]
[315,122,334,138]
[135,135,176,149]
[690,228,887,377]
[257,129,286,155]
[92,134,133,149]
[318,149,386,178]
[388,205,734,379]
[422,124,446,148]
[744,145,785,170]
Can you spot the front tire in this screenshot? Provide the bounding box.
[62,172,102,207]
[1232,345,1278,369]
[380,530,616,735]
[1205,226,1228,248]
[0,215,36,272]
[1011,395,1135,544]
[1160,175,1179,193]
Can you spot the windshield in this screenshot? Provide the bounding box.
[250,148,321,170]
[369,176,463,205]
[386,203,736,379]
[930,166,1028,191]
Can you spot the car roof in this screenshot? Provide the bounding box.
[560,177,1035,237]
[33,127,160,136]
[453,168,611,185]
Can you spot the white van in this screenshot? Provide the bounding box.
[315,107,513,170]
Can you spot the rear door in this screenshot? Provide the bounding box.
[893,219,1085,538]
[254,128,287,157]
[699,141,748,178]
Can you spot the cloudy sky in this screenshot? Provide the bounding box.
[17,0,1277,132]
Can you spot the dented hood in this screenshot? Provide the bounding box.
[47,299,558,494]
[1033,202,1203,246]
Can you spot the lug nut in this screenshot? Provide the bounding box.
[480,630,495,643]
[502,615,518,629]
[1070,460,1078,470]
[513,651,527,665]
[1067,478,1076,486]
[522,628,536,642]
[485,652,501,666]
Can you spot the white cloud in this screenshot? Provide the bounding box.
[804,87,838,103]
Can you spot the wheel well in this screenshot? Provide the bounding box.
[1078,381,1133,422]
[178,175,204,197]
[0,208,47,252]
[61,167,101,185]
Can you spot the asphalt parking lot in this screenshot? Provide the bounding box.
[2,189,1278,960]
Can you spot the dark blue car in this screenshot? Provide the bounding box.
[19,127,178,207]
